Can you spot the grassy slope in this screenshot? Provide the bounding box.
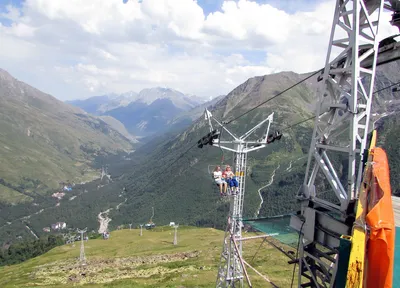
[0,184,33,204]
[0,227,293,287]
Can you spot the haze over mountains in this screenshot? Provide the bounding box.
[0,61,399,245]
[67,88,220,136]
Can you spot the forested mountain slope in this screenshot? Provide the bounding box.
[376,111,400,195]
[106,71,323,227]
[1,62,399,245]
[106,61,400,227]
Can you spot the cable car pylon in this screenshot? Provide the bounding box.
[199,109,281,288]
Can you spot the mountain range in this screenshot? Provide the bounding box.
[67,88,217,136]
[95,61,400,230]
[0,61,399,244]
[66,92,138,115]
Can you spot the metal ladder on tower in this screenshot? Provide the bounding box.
[198,109,281,287]
[234,149,247,221]
[216,148,247,287]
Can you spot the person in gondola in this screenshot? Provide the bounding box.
[224,165,239,194]
[213,166,227,196]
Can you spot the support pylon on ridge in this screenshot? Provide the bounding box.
[200,109,280,288]
[173,225,179,245]
[77,228,87,265]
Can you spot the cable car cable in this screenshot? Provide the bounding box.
[156,80,400,178]
[373,79,400,94]
[225,69,323,125]
[224,71,400,126]
[219,128,225,165]
[275,79,400,132]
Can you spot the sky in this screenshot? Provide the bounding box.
[0,0,398,101]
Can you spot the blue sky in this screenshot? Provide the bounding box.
[199,0,320,14]
[0,0,22,7]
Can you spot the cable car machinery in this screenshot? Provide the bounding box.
[289,0,400,287]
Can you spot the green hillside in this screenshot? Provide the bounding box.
[106,63,400,227]
[1,62,399,245]
[106,71,317,228]
[0,68,133,205]
[0,227,293,287]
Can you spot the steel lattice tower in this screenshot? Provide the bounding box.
[77,228,87,265]
[173,225,179,245]
[200,109,279,287]
[290,0,400,286]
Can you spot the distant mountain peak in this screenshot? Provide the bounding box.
[0,68,13,81]
[67,86,215,136]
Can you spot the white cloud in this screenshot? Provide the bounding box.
[204,0,290,44]
[0,0,398,101]
[4,22,36,37]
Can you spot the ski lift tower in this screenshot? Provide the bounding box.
[77,228,87,265]
[173,224,179,245]
[199,109,281,288]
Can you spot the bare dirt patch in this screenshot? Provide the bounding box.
[30,251,202,285]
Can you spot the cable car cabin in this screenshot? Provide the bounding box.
[209,164,239,197]
[145,223,155,230]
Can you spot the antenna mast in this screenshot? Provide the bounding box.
[200,109,281,288]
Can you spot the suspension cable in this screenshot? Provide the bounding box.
[277,79,400,132]
[157,80,400,177]
[225,69,323,125]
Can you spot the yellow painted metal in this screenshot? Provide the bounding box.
[346,130,377,287]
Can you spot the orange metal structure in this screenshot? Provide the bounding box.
[365,147,395,288]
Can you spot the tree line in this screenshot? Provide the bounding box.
[0,234,64,266]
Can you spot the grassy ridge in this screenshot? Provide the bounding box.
[0,227,293,287]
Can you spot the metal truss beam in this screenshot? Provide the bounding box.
[291,1,388,287]
[203,110,276,288]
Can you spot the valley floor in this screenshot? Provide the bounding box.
[0,226,293,287]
